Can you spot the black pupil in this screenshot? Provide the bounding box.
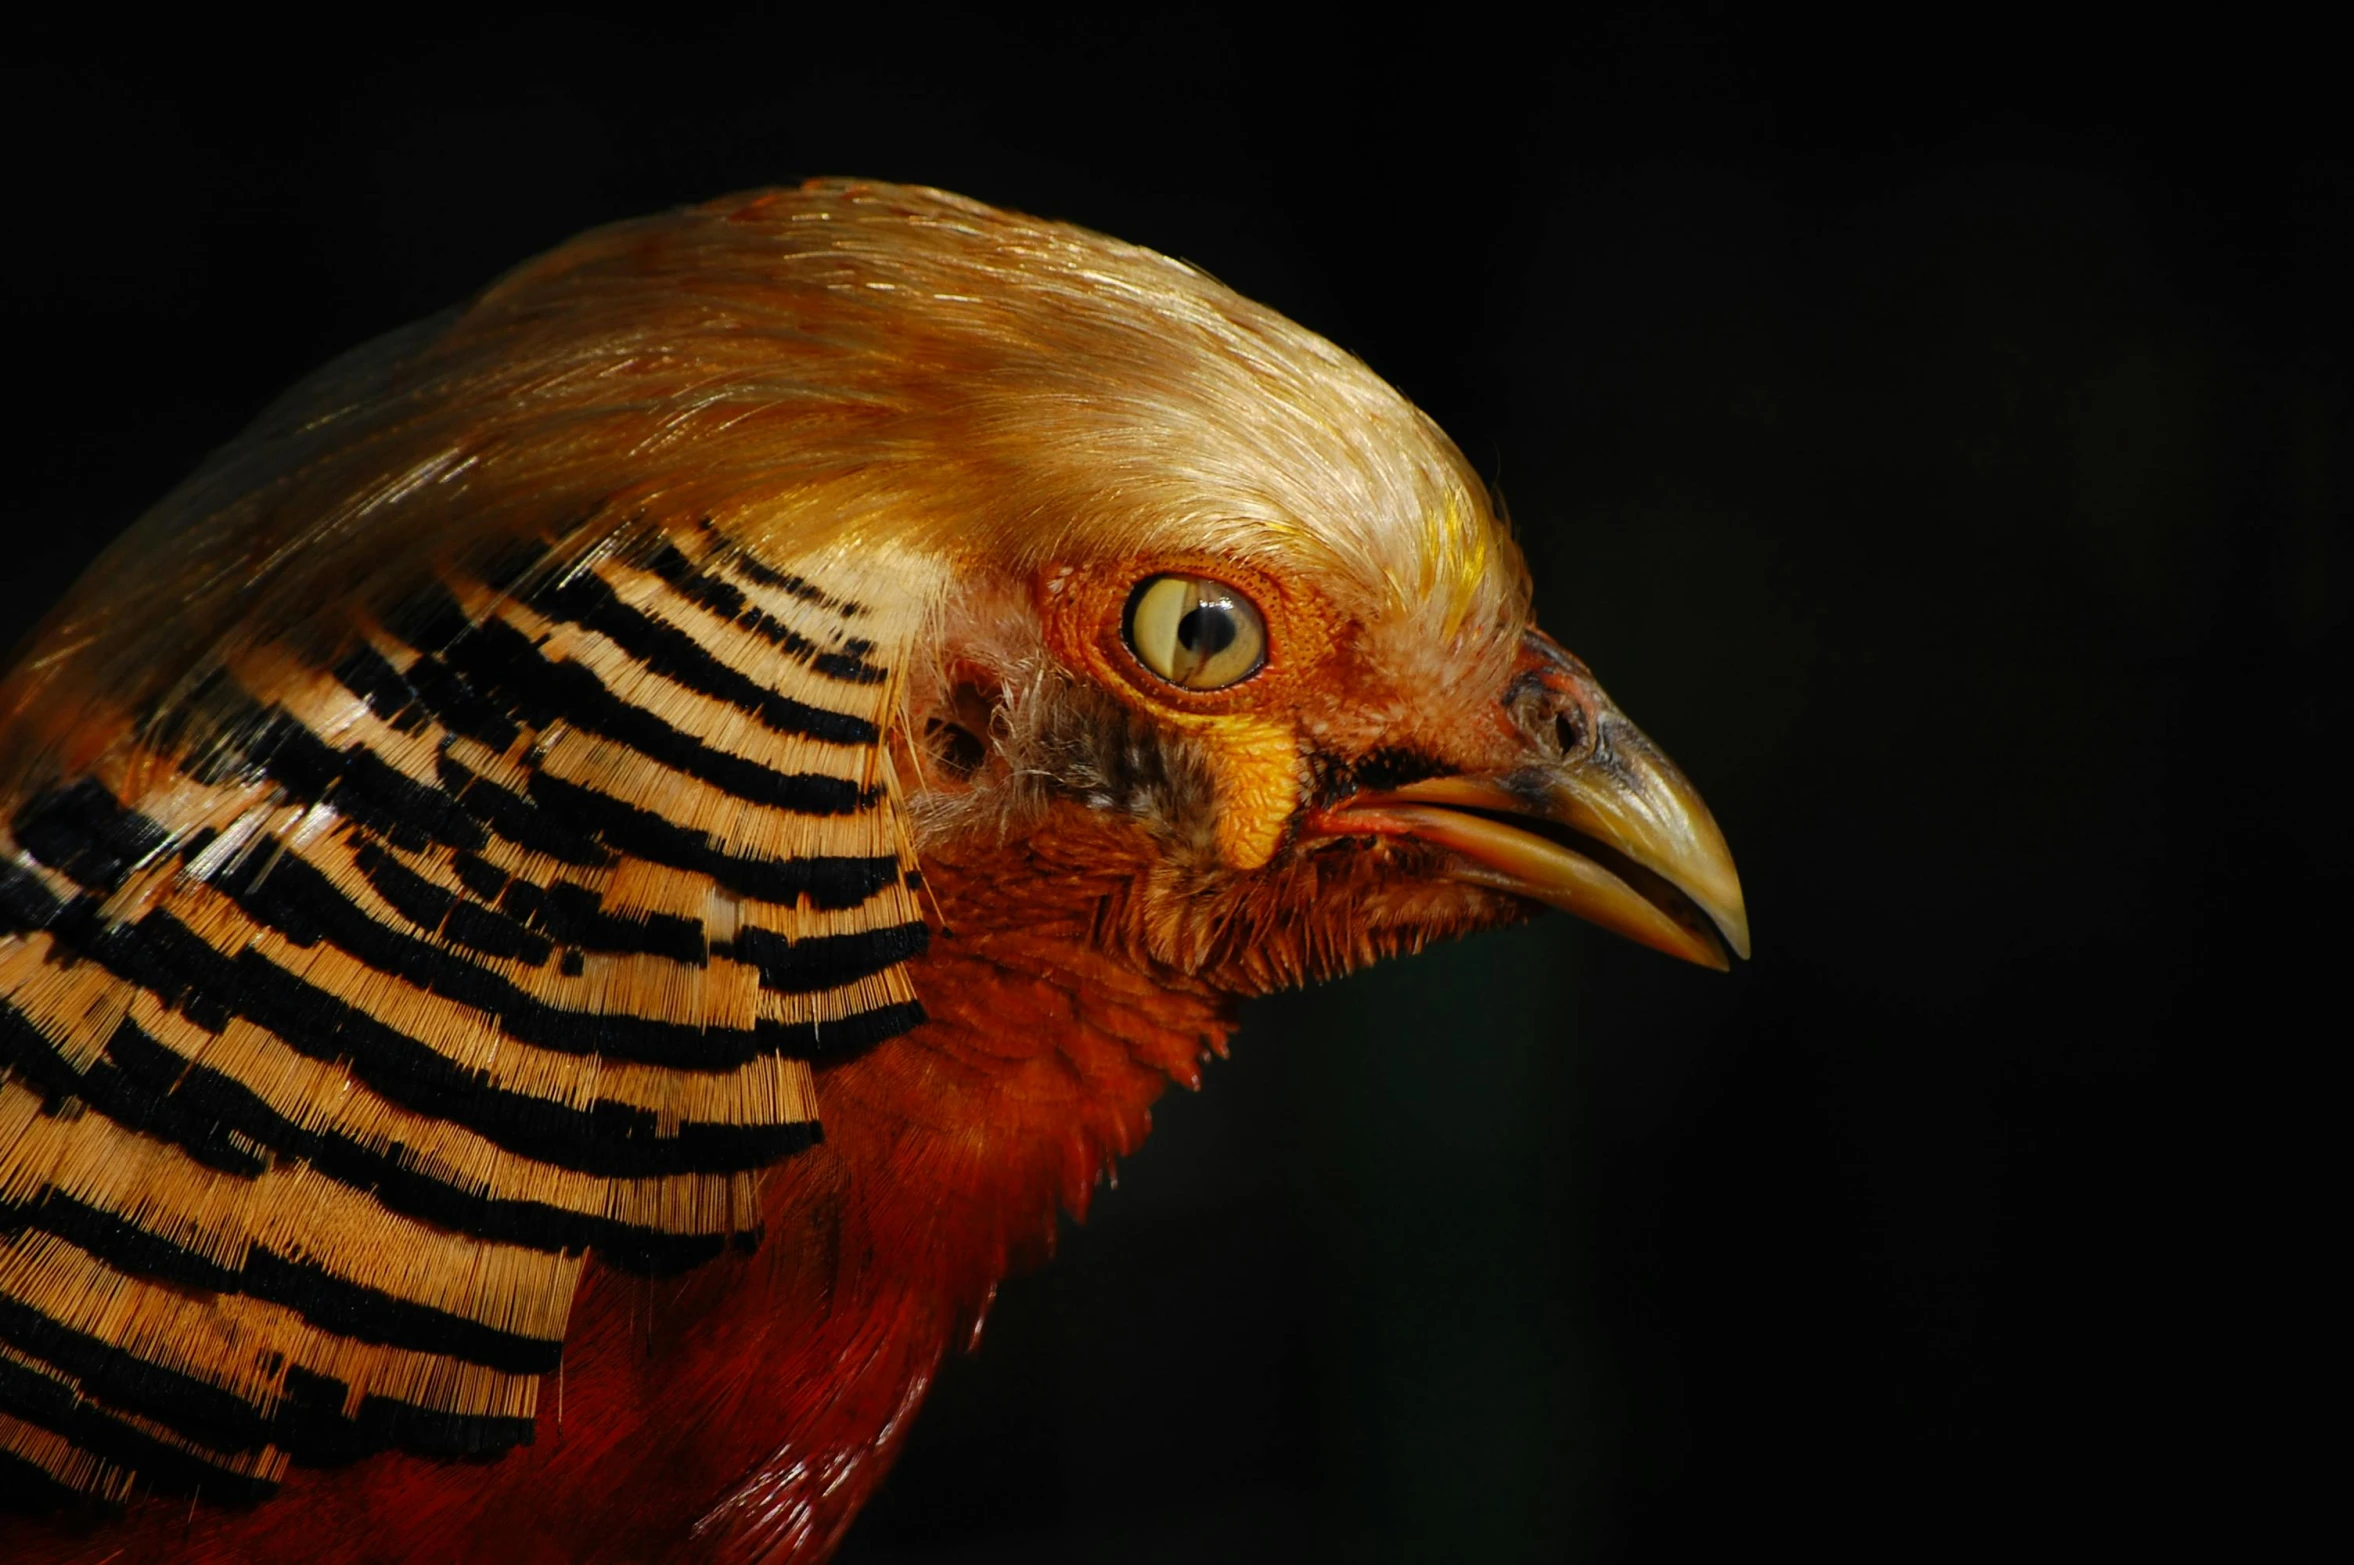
[1176,602,1237,657]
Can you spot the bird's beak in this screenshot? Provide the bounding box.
[1311,649,1750,970]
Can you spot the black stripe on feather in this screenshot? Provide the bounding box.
[524,773,899,912]
[638,541,887,684]
[0,1282,534,1467]
[526,571,878,745]
[0,1351,280,1503]
[362,598,880,813]
[0,1285,280,1456]
[0,1001,759,1270]
[720,920,931,994]
[0,1194,563,1375]
[715,532,867,617]
[16,778,923,1070]
[45,897,826,1174]
[277,1366,534,1462]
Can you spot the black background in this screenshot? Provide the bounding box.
[4,7,2343,1560]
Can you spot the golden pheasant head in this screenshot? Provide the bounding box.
[646,180,1751,992]
[0,179,1745,1557]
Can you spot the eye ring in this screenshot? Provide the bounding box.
[1122,574,1268,691]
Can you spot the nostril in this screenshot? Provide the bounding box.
[1553,708,1588,758]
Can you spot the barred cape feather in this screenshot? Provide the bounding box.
[0,189,970,1504]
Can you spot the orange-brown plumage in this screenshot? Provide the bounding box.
[0,180,1745,1561]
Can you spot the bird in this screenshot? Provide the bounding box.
[0,178,1747,1562]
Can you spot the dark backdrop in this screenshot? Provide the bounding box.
[4,8,2342,1560]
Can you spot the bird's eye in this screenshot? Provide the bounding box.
[1123,574,1268,691]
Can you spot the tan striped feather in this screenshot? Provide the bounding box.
[1,514,934,1502]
